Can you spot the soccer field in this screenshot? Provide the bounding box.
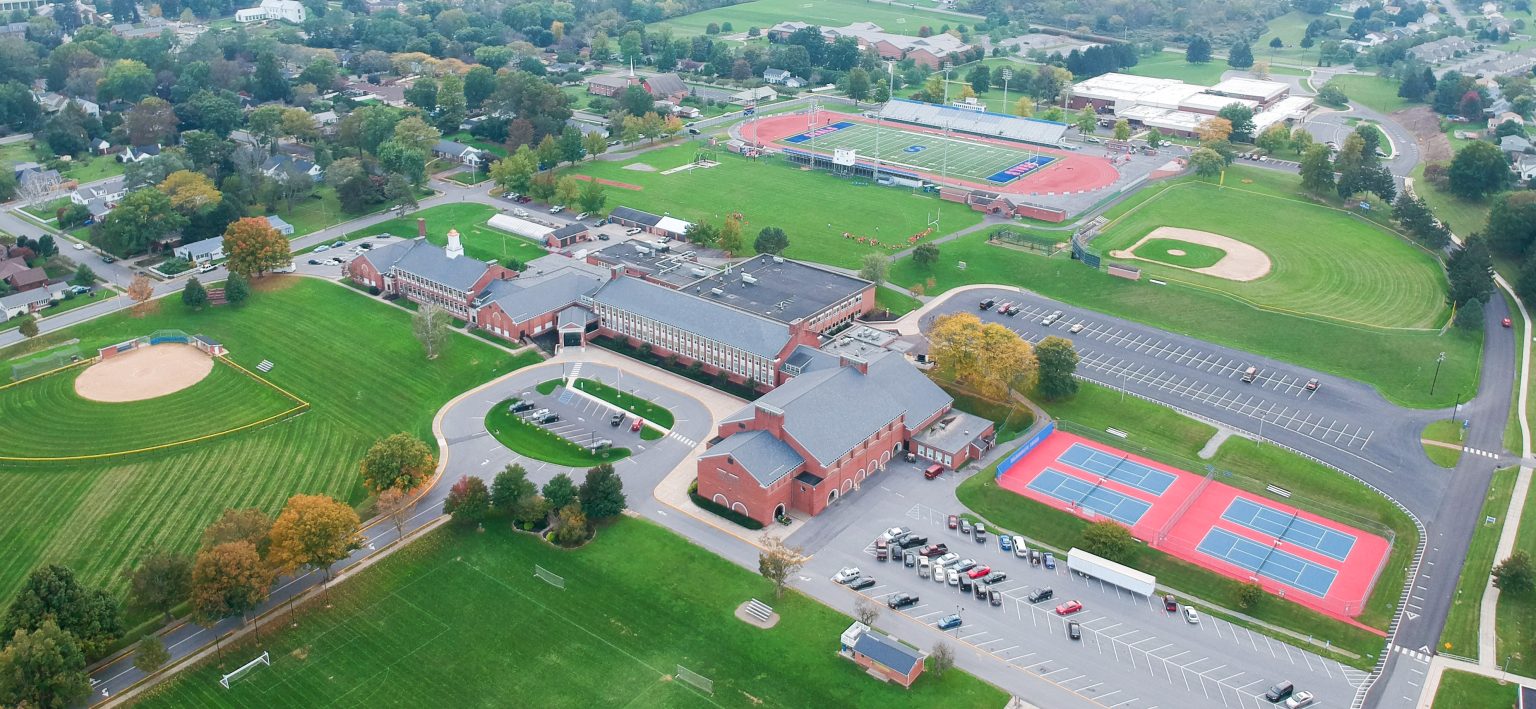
[773,121,1056,185]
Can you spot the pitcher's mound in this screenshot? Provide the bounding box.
[75,344,214,402]
[1113,227,1273,282]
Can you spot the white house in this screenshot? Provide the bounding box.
[173,236,225,265]
[262,215,295,235]
[260,154,323,183]
[432,139,486,166]
[1515,154,1536,181]
[70,177,128,219]
[236,0,306,23]
[117,145,161,163]
[0,283,67,322]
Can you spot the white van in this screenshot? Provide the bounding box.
[513,208,530,217]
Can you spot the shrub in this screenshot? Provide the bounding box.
[688,480,765,529]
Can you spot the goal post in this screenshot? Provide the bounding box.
[219,651,270,689]
[534,564,565,589]
[676,665,713,695]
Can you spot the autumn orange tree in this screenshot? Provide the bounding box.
[222,217,290,277]
[359,432,436,492]
[190,541,271,628]
[158,170,222,215]
[126,274,154,316]
[1195,116,1233,143]
[266,494,362,581]
[927,312,1038,400]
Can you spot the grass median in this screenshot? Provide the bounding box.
[485,398,632,467]
[1422,419,1467,468]
[1440,467,1517,660]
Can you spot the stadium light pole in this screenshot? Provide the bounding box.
[1430,351,1446,395]
[943,60,953,105]
[1001,67,1013,113]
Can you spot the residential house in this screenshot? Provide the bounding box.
[15,166,63,199]
[117,144,161,163]
[262,215,295,236]
[1515,153,1536,181]
[730,87,778,105]
[0,283,67,322]
[70,177,127,220]
[763,68,804,87]
[260,154,323,183]
[173,236,225,265]
[1500,134,1533,156]
[235,0,307,23]
[432,140,486,167]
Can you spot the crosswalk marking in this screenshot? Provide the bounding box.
[1393,645,1431,662]
[1463,446,1501,459]
[667,431,697,447]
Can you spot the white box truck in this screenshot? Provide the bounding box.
[1067,548,1156,596]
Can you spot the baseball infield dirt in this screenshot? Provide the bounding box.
[74,344,214,403]
[1111,227,1273,282]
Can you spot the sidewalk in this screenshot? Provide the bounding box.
[1417,654,1536,708]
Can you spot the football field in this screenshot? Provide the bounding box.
[773,121,1056,185]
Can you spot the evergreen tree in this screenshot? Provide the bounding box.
[1227,41,1254,68]
[1446,236,1494,306]
[1186,36,1213,63]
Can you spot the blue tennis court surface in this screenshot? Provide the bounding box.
[1196,528,1338,597]
[1057,443,1177,496]
[1221,498,1357,562]
[985,155,1056,184]
[1027,468,1152,526]
[782,121,855,144]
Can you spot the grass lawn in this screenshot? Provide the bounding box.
[23,196,73,221]
[1421,418,1466,468]
[1412,164,1497,238]
[443,131,509,158]
[655,0,969,36]
[485,398,632,466]
[1094,178,1449,329]
[1124,53,1231,85]
[1131,238,1227,269]
[0,279,533,617]
[889,168,1478,409]
[562,144,983,268]
[63,153,124,183]
[1431,670,1518,709]
[875,285,922,316]
[1440,467,1517,660]
[1327,74,1410,114]
[571,377,676,428]
[445,169,488,185]
[1495,471,1536,676]
[346,203,548,265]
[140,519,1008,707]
[0,360,300,458]
[1254,11,1324,66]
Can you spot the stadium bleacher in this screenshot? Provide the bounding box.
[877,99,1070,147]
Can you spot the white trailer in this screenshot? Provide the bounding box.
[1067,548,1156,596]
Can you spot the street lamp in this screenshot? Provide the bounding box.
[1430,351,1446,395]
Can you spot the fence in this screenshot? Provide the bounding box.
[990,229,1066,255]
[148,329,191,345]
[995,421,1055,478]
[9,346,83,382]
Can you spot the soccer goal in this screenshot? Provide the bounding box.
[676,665,713,695]
[534,565,565,589]
[219,651,270,689]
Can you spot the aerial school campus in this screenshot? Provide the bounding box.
[1,0,1535,708]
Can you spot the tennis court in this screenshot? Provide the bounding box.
[1221,497,1358,562]
[1057,442,1178,496]
[773,121,1057,186]
[1196,528,1339,598]
[1026,468,1152,525]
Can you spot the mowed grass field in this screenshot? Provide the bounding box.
[1095,180,1450,329]
[655,0,965,36]
[0,279,534,607]
[564,144,983,267]
[140,519,1008,708]
[1132,238,1227,269]
[346,203,548,265]
[0,360,300,458]
[771,119,1059,185]
[887,167,1480,409]
[1122,52,1231,84]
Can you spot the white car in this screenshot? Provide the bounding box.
[271,263,296,274]
[918,557,931,578]
[947,570,960,586]
[197,263,217,274]
[1183,606,1200,624]
[833,567,861,584]
[549,205,564,213]
[881,526,910,542]
[73,242,85,250]
[1013,536,1028,558]
[625,227,643,236]
[315,244,331,252]
[1284,691,1316,709]
[934,553,960,568]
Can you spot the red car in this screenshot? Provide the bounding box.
[1504,317,1514,328]
[919,544,949,557]
[630,418,643,432]
[967,565,991,580]
[947,515,958,529]
[1055,600,1084,616]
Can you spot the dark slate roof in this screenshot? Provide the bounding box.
[685,254,871,325]
[550,223,587,239]
[557,305,596,329]
[700,429,804,486]
[644,72,687,97]
[795,470,825,486]
[588,74,631,88]
[744,350,951,466]
[852,630,922,674]
[261,154,316,173]
[783,344,841,375]
[481,270,602,323]
[434,139,480,156]
[177,236,224,258]
[591,277,792,359]
[365,238,492,293]
[608,205,661,227]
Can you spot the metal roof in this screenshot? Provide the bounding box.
[851,629,922,675]
[590,276,792,359]
[699,430,804,486]
[481,270,602,323]
[364,238,493,293]
[683,254,870,325]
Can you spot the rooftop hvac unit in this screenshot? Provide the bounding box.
[635,245,651,255]
[691,267,708,277]
[741,273,758,284]
[772,256,785,263]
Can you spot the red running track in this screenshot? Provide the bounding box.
[744,112,1121,195]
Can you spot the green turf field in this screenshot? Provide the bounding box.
[562,144,983,268]
[886,167,1479,409]
[1094,180,1450,329]
[346,203,549,265]
[655,0,966,36]
[771,119,1060,186]
[0,360,300,458]
[0,279,534,611]
[1123,52,1231,85]
[1130,238,1227,269]
[139,519,1008,708]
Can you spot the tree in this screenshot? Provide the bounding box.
[95,188,185,256]
[578,464,626,520]
[359,433,435,493]
[1455,297,1483,330]
[754,226,789,255]
[927,313,1037,400]
[182,276,208,308]
[1237,582,1265,609]
[555,175,582,207]
[1447,236,1494,306]
[928,641,955,676]
[376,487,412,541]
[537,133,560,166]
[464,66,495,110]
[1185,35,1212,63]
[190,541,271,626]
[201,508,271,552]
[1035,336,1080,400]
[124,97,179,146]
[0,620,90,709]
[443,476,491,527]
[1012,96,1035,117]
[854,598,880,627]
[1217,104,1255,143]
[411,303,451,360]
[1195,117,1232,143]
[558,126,586,165]
[1394,193,1451,249]
[847,67,871,100]
[131,634,170,674]
[267,494,363,580]
[581,132,608,161]
[435,73,467,133]
[489,147,537,194]
[125,275,155,316]
[757,535,806,598]
[577,179,607,214]
[543,473,577,510]
[252,53,291,103]
[858,253,889,285]
[550,503,589,546]
[122,552,191,624]
[1495,551,1536,595]
[1447,141,1509,199]
[1081,519,1136,562]
[491,464,535,513]
[1298,144,1335,195]
[391,116,441,154]
[279,109,319,143]
[1112,119,1131,141]
[1,565,122,656]
[913,243,940,269]
[224,272,249,304]
[1189,147,1225,177]
[718,216,744,255]
[221,217,289,277]
[1227,40,1254,68]
[98,59,154,103]
[1486,191,1536,256]
[1074,106,1097,135]
[17,317,37,338]
[1256,123,1291,154]
[159,170,222,216]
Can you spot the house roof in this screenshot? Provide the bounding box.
[263,215,294,231]
[852,630,922,674]
[130,144,161,157]
[9,267,48,288]
[590,276,792,359]
[177,236,224,258]
[364,238,493,293]
[764,68,791,79]
[0,282,65,311]
[480,270,602,323]
[557,305,596,329]
[644,73,687,97]
[699,430,804,486]
[261,154,317,173]
[550,223,587,239]
[1501,135,1533,152]
[434,139,481,156]
[608,205,661,227]
[588,74,632,89]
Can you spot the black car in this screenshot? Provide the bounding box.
[973,582,988,600]
[1067,621,1082,640]
[887,593,919,609]
[510,401,536,413]
[307,259,321,265]
[897,534,928,549]
[1263,682,1294,702]
[903,551,917,567]
[100,255,115,263]
[1027,587,1054,604]
[979,298,995,310]
[849,576,876,591]
[988,589,1003,606]
[610,412,625,427]
[597,234,610,240]
[539,413,560,424]
[982,571,1008,584]
[959,575,974,592]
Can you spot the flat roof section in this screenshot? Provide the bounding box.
[588,240,718,288]
[682,254,871,325]
[1209,77,1290,102]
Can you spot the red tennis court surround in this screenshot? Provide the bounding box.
[745,112,1120,195]
[997,432,1390,623]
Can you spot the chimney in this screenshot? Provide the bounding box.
[417,217,426,238]
[445,228,464,259]
[840,354,868,375]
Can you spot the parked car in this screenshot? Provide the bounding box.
[1027,587,1054,604]
[898,534,928,549]
[510,401,536,413]
[978,298,995,310]
[1284,691,1316,709]
[919,544,948,557]
[549,205,564,213]
[538,413,560,424]
[888,592,919,609]
[1054,600,1083,615]
[1183,606,1200,624]
[999,535,1013,552]
[960,519,972,535]
[849,576,876,591]
[1043,552,1056,569]
[196,263,217,274]
[315,244,331,252]
[69,285,91,295]
[574,212,589,220]
[597,234,610,240]
[1163,594,1178,612]
[959,574,973,592]
[947,515,959,529]
[1305,378,1319,391]
[610,413,625,427]
[833,567,861,583]
[1504,317,1514,328]
[1264,681,1295,702]
[1069,322,1086,333]
[973,581,988,600]
[974,523,987,543]
[966,566,991,580]
[936,614,962,630]
[918,557,931,578]
[953,559,977,573]
[904,551,916,567]
[1004,304,1019,317]
[882,526,911,541]
[924,464,944,479]
[989,589,1003,606]
[874,538,889,561]
[100,255,115,263]
[982,571,1007,585]
[1013,536,1028,558]
[935,553,959,568]
[1029,549,1042,565]
[1067,621,1082,640]
[72,242,85,250]
[946,570,960,586]
[625,227,643,235]
[631,418,643,433]
[1042,310,1062,325]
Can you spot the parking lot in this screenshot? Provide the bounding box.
[803,487,1365,709]
[486,366,683,473]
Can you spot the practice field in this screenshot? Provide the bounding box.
[140,520,1008,708]
[654,0,963,37]
[997,432,1390,620]
[562,144,983,268]
[1093,181,1449,329]
[0,279,534,609]
[345,203,548,265]
[0,357,299,458]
